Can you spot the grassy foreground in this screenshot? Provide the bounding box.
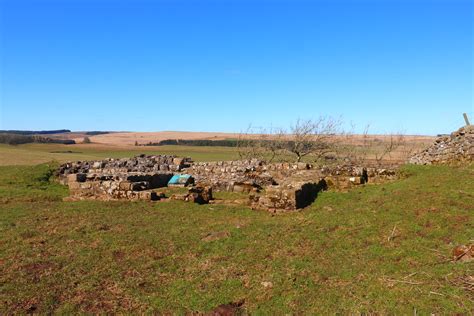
[0,163,473,313]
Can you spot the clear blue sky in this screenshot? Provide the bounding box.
[0,0,472,135]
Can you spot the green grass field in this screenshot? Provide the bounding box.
[0,143,239,165]
[0,161,473,313]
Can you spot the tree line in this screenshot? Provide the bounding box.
[0,134,76,145]
[0,129,71,135]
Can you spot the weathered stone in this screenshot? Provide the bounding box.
[119,181,132,191]
[410,126,473,165]
[250,179,327,212]
[170,193,188,201]
[233,182,257,193]
[173,157,184,166]
[68,181,81,190]
[188,186,213,204]
[67,174,78,183]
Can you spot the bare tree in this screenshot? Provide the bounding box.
[373,133,405,167]
[236,125,266,161]
[236,117,342,164]
[338,123,371,167]
[286,117,342,163]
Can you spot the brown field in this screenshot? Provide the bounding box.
[56,130,435,147]
[66,131,243,145]
[82,131,436,165]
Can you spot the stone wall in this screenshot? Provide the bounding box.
[409,125,473,165]
[58,154,399,210]
[183,160,319,192]
[58,155,191,201]
[57,154,192,182]
[63,172,173,201]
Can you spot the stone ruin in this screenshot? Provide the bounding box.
[57,125,473,212]
[409,125,473,165]
[58,155,192,201]
[58,154,398,212]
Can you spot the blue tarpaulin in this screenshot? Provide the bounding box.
[168,174,193,186]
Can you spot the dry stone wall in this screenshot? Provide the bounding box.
[409,125,473,165]
[182,159,310,192]
[58,154,399,210]
[58,154,192,178]
[64,172,173,201]
[58,155,191,201]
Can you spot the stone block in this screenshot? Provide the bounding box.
[68,181,81,190]
[67,174,78,183]
[173,157,184,165]
[233,182,257,193]
[80,182,92,189]
[188,186,213,204]
[119,181,132,191]
[252,180,327,212]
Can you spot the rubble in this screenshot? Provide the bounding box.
[409,125,474,165]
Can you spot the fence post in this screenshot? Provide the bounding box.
[463,113,471,126]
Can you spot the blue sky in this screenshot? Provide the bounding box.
[0,0,472,135]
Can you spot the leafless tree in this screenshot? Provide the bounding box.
[286,117,342,163]
[237,117,343,164]
[236,125,266,161]
[373,133,405,167]
[338,123,371,166]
